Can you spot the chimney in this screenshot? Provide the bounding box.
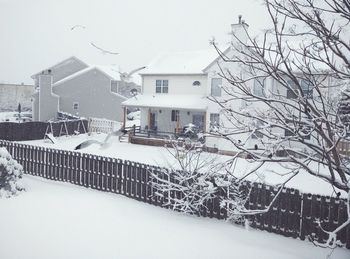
[231,15,249,45]
[38,69,53,95]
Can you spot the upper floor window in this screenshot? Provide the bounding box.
[73,102,79,110]
[211,78,222,97]
[300,79,313,98]
[253,78,265,97]
[286,79,313,99]
[156,80,168,94]
[111,80,118,93]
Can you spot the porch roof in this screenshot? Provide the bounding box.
[122,94,208,111]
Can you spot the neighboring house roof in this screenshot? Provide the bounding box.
[140,49,219,75]
[52,66,121,87]
[31,56,88,79]
[122,94,208,110]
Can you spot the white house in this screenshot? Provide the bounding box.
[121,18,250,152]
[122,17,332,154]
[32,56,139,122]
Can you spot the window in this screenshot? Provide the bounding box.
[156,80,168,94]
[73,102,79,110]
[193,80,201,86]
[286,80,297,99]
[210,113,220,130]
[111,80,118,93]
[286,79,313,99]
[211,78,222,97]
[171,110,179,121]
[253,78,265,97]
[284,129,294,137]
[300,79,313,98]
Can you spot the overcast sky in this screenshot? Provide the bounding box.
[0,0,271,84]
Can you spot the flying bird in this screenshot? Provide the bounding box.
[74,129,128,150]
[119,66,146,82]
[90,42,119,55]
[71,25,86,31]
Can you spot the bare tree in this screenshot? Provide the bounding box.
[210,0,350,248]
[151,137,220,215]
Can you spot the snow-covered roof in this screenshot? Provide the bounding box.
[141,49,219,75]
[52,66,121,86]
[95,66,121,81]
[31,56,88,79]
[122,94,208,110]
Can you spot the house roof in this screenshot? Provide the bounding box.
[52,66,121,86]
[122,94,208,110]
[140,49,219,75]
[31,56,88,79]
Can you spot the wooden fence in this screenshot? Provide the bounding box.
[0,140,349,248]
[0,119,88,141]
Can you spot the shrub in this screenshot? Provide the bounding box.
[0,147,24,198]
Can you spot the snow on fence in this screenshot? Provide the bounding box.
[0,139,349,248]
[88,117,121,134]
[0,119,88,141]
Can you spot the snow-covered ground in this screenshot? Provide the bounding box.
[0,175,348,259]
[0,111,32,122]
[20,133,347,197]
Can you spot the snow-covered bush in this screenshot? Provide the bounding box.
[0,147,24,198]
[152,138,219,214]
[153,137,251,219]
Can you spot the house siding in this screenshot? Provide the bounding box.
[53,69,126,121]
[142,74,207,95]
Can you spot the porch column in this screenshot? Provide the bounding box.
[148,108,151,129]
[203,111,207,132]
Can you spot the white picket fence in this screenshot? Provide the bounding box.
[88,117,121,134]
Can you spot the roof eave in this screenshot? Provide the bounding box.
[30,56,88,79]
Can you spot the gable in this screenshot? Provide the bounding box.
[31,56,89,84]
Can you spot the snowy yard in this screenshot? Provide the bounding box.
[0,175,349,259]
[20,133,347,197]
[0,111,32,122]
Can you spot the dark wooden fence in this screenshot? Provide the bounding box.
[0,119,88,141]
[0,140,349,248]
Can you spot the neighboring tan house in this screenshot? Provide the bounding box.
[31,56,138,122]
[0,83,34,111]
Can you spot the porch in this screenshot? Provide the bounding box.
[122,94,208,139]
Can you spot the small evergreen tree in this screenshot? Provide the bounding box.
[0,147,24,198]
[17,103,22,121]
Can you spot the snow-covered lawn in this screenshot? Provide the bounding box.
[20,133,346,197]
[0,175,349,259]
[0,111,32,122]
